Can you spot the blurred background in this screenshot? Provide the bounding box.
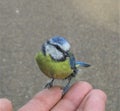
[0,0,119,110]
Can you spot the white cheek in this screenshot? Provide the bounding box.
[45,44,64,60]
[52,49,64,60]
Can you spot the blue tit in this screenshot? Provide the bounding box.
[35,36,90,93]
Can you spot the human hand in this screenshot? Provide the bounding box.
[0,81,107,111]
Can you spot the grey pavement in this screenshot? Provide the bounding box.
[0,0,119,110]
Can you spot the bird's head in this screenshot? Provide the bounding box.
[42,36,71,61]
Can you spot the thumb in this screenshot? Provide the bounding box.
[0,98,13,111]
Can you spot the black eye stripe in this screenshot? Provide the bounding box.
[54,45,63,52]
[47,41,65,53]
[46,41,70,60]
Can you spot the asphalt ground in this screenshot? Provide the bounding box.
[0,0,119,110]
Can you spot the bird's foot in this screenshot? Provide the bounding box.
[44,79,54,89]
[62,85,70,95]
[44,83,53,88]
[62,75,73,95]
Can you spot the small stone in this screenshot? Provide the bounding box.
[15,9,20,14]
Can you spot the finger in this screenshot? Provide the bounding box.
[0,98,13,111]
[51,81,93,111]
[77,89,107,111]
[18,87,63,111]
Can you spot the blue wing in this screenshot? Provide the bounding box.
[76,61,91,67]
[69,53,76,69]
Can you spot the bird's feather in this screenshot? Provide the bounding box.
[76,61,91,67]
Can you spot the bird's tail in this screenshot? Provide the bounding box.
[76,61,91,68]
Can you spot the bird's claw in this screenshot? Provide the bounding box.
[62,85,70,95]
[44,79,54,88]
[44,82,53,88]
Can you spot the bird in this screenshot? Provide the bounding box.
[35,36,90,93]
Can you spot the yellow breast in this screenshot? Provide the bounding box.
[35,52,73,79]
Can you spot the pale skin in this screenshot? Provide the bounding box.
[0,81,107,111]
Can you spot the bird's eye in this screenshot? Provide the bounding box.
[45,40,69,61]
[54,45,63,52]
